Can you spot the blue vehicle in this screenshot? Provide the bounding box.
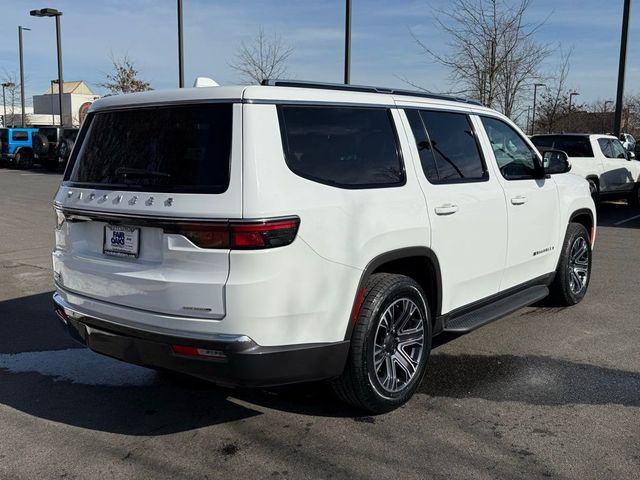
[0,127,38,169]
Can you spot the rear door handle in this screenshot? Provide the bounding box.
[434,204,459,215]
[510,196,528,205]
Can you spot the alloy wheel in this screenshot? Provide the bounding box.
[568,236,589,294]
[372,298,425,394]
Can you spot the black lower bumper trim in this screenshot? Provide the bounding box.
[53,294,350,387]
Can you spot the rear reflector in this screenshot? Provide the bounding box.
[171,345,227,359]
[176,217,300,250]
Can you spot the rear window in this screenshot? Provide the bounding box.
[39,127,58,143]
[531,135,594,157]
[66,104,233,193]
[277,105,404,188]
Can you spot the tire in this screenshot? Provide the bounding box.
[57,138,73,161]
[628,183,640,208]
[587,178,599,203]
[332,273,432,413]
[549,223,592,306]
[14,150,33,169]
[32,133,50,156]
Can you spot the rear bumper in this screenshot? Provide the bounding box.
[53,293,350,387]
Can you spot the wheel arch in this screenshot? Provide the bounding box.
[344,247,442,341]
[569,208,594,242]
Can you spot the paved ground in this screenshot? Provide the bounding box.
[0,168,638,480]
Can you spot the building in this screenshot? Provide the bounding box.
[0,106,60,128]
[32,80,100,127]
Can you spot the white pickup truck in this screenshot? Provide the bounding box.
[531,133,640,206]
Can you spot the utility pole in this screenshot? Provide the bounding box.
[177,0,184,88]
[344,0,352,84]
[613,0,631,137]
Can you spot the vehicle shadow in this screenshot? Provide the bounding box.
[1,292,638,436]
[596,201,640,228]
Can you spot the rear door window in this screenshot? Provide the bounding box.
[277,105,404,188]
[65,104,233,193]
[407,110,487,183]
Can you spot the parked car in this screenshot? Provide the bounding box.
[0,127,38,168]
[620,132,636,152]
[52,80,595,413]
[32,126,80,170]
[531,133,640,206]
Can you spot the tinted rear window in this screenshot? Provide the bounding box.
[66,104,233,193]
[531,135,594,157]
[39,127,58,143]
[278,105,404,188]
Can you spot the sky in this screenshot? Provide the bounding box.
[0,0,638,108]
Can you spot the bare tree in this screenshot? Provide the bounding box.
[99,54,152,95]
[229,27,294,84]
[534,48,575,133]
[411,0,549,116]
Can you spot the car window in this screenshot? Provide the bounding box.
[481,116,539,180]
[530,135,594,157]
[609,139,628,158]
[404,109,438,182]
[66,104,233,193]
[278,105,404,188]
[598,139,614,158]
[417,110,487,183]
[11,131,28,141]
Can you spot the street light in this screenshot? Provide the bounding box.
[1,82,15,127]
[177,0,184,88]
[344,0,352,84]
[569,92,580,110]
[603,100,614,133]
[30,7,64,127]
[18,26,31,127]
[50,79,58,125]
[531,82,546,135]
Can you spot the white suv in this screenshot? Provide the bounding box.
[52,80,596,412]
[531,133,640,206]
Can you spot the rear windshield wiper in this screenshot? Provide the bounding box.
[115,167,171,179]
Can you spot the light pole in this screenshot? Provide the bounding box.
[1,82,15,127]
[569,92,580,110]
[18,26,31,127]
[531,83,545,135]
[30,8,64,127]
[344,0,352,84]
[613,0,631,136]
[50,79,58,124]
[177,0,184,88]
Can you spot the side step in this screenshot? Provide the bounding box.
[443,285,549,333]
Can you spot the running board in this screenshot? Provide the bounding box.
[443,285,549,333]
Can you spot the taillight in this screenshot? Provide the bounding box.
[176,217,300,250]
[171,345,227,360]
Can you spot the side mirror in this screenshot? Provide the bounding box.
[627,151,636,160]
[542,149,571,174]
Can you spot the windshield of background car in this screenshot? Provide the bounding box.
[531,135,594,157]
[65,104,233,193]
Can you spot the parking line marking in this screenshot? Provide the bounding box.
[20,173,44,176]
[614,214,640,226]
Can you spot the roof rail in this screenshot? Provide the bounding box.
[261,79,482,106]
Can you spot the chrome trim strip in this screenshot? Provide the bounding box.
[90,98,243,113]
[53,291,251,343]
[245,98,397,109]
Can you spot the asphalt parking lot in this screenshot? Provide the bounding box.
[0,168,638,480]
